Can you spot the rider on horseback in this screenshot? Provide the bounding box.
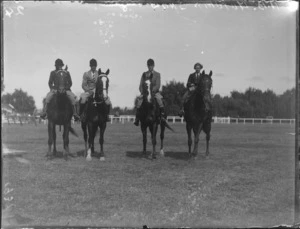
[40,59,80,121]
[178,62,212,117]
[78,59,111,122]
[134,58,166,126]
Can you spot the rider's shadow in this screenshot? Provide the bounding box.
[164,151,190,160]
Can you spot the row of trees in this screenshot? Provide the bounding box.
[0,81,295,119]
[112,81,296,119]
[2,89,36,114]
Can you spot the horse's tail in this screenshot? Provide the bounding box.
[162,119,175,132]
[69,126,79,138]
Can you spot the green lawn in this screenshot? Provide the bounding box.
[1,122,296,227]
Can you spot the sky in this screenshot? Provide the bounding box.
[3,1,298,109]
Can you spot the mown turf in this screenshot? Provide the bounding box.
[1,122,296,227]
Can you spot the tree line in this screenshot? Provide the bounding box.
[1,82,296,119]
[112,81,296,119]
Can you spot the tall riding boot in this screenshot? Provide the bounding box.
[72,105,80,121]
[40,103,48,119]
[134,109,140,126]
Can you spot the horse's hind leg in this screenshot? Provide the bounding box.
[99,122,106,161]
[203,122,211,158]
[150,123,158,160]
[192,123,203,158]
[186,123,192,158]
[47,122,54,159]
[160,123,165,157]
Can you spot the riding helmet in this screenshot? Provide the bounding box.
[55,59,64,67]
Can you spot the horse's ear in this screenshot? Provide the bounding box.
[209,70,212,77]
[65,65,68,71]
[105,69,110,75]
[98,68,102,75]
[202,70,205,75]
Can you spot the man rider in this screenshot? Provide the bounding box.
[78,59,111,122]
[134,58,165,126]
[178,62,204,117]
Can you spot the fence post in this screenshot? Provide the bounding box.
[173,117,175,123]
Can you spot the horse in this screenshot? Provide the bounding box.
[184,70,213,159]
[138,79,174,160]
[46,67,78,160]
[81,69,110,161]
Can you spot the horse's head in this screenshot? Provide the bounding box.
[143,79,152,102]
[141,73,152,103]
[92,69,110,106]
[56,68,69,94]
[197,70,213,110]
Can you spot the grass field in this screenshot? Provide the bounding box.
[1,122,296,227]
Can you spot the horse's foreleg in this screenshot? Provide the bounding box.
[204,122,211,158]
[63,123,70,160]
[53,125,57,156]
[160,123,165,157]
[82,122,88,157]
[192,123,203,158]
[99,122,106,161]
[186,123,192,157]
[47,122,54,159]
[86,123,96,161]
[150,123,158,159]
[141,124,147,156]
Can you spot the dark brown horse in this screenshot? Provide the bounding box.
[81,69,110,161]
[46,68,78,160]
[138,79,174,160]
[184,70,213,159]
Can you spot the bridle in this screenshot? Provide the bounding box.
[92,74,109,106]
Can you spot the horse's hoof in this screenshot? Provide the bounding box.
[86,156,92,161]
[99,157,105,161]
[160,149,165,157]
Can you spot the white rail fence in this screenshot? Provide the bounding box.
[2,114,296,125]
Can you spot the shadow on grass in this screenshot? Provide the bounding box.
[164,151,190,160]
[126,151,152,159]
[48,151,77,159]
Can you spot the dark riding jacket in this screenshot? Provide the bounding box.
[48,70,72,90]
[186,72,202,88]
